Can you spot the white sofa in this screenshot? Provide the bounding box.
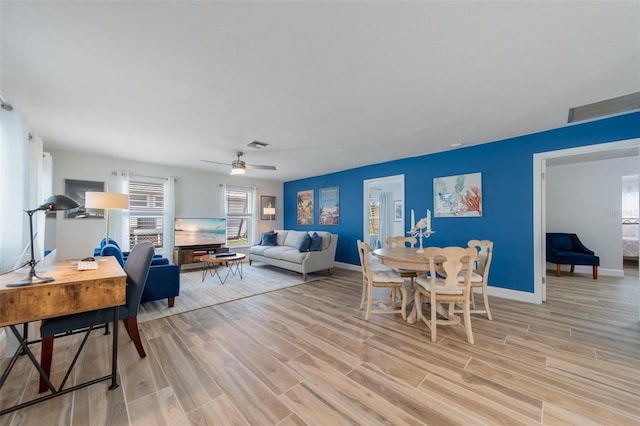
[248,230,338,280]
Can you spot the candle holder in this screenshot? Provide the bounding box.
[407,228,435,253]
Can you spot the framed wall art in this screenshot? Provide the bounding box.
[64,179,104,218]
[433,172,482,217]
[260,195,276,220]
[297,189,314,225]
[393,200,403,222]
[319,186,339,225]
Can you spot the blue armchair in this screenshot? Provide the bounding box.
[95,238,164,264]
[546,233,599,279]
[101,243,181,306]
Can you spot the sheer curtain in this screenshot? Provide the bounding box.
[0,107,50,357]
[163,177,176,259]
[378,192,393,248]
[114,171,130,250]
[0,105,29,273]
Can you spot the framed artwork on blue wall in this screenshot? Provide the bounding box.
[319,186,339,225]
[433,172,482,217]
[297,189,314,225]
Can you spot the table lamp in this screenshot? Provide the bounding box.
[263,207,276,230]
[8,194,79,286]
[85,191,129,242]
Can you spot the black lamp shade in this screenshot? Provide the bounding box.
[36,194,80,212]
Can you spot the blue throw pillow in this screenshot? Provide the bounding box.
[262,232,278,246]
[310,232,323,251]
[298,233,312,252]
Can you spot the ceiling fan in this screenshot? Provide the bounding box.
[201,151,277,175]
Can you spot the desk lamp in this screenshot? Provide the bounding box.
[263,207,276,230]
[85,191,129,242]
[8,194,79,286]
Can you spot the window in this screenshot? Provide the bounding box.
[225,186,254,246]
[128,178,165,249]
[369,201,380,237]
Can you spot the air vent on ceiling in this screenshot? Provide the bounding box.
[568,92,640,123]
[246,140,270,149]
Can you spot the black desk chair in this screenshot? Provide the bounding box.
[546,233,599,279]
[39,242,155,393]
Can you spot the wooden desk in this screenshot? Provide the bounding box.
[0,257,126,415]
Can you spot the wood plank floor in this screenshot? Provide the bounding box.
[2,266,639,425]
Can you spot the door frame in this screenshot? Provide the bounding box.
[533,138,640,304]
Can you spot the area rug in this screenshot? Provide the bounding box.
[137,264,322,323]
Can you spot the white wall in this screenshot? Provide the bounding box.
[47,149,283,260]
[546,156,638,275]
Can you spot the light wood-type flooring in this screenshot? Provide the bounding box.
[1,265,639,425]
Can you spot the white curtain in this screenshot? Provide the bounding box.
[0,107,50,358]
[378,192,393,248]
[0,105,29,273]
[114,171,130,250]
[252,187,259,243]
[163,177,176,259]
[30,134,46,263]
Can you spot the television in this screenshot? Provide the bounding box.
[174,217,226,248]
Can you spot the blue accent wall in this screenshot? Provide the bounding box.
[284,112,640,293]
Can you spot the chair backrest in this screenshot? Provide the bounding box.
[468,239,493,281]
[100,237,120,249]
[101,243,126,267]
[357,240,374,280]
[423,246,477,289]
[386,236,416,248]
[123,241,155,315]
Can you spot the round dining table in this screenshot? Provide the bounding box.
[372,246,429,323]
[372,247,430,272]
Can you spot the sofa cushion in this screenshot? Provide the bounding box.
[261,232,278,246]
[281,249,307,264]
[284,230,307,248]
[258,231,274,245]
[314,231,331,250]
[262,246,296,259]
[309,232,323,251]
[274,230,289,246]
[298,233,312,252]
[249,245,269,256]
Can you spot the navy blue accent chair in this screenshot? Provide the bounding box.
[546,233,599,279]
[39,242,155,393]
[94,237,163,262]
[101,243,180,307]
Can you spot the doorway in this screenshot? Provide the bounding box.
[534,138,640,308]
[363,175,404,248]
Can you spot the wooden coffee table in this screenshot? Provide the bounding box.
[200,253,246,284]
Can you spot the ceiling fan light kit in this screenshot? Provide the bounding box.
[201,150,277,175]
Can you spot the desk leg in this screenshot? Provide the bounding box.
[110,306,119,390]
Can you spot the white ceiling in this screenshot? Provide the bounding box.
[2,1,639,181]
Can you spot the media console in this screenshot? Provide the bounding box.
[174,245,229,269]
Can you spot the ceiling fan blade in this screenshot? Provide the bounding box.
[245,164,277,170]
[200,159,229,166]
